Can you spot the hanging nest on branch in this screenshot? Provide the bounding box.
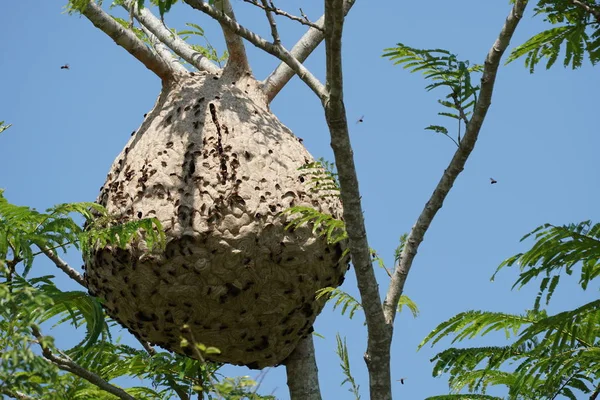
[84,72,349,369]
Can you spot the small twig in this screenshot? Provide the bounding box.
[37,245,86,287]
[259,0,281,45]
[262,0,356,103]
[31,326,137,400]
[550,372,576,400]
[241,0,323,31]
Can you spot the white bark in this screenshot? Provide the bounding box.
[284,335,322,400]
[122,0,221,74]
[79,1,174,81]
[139,24,189,74]
[214,0,251,78]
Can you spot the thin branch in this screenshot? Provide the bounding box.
[259,0,281,46]
[79,1,174,81]
[569,0,600,22]
[590,382,600,400]
[138,23,189,74]
[122,0,220,74]
[322,0,392,399]
[262,0,356,103]
[31,326,137,400]
[183,0,327,100]
[384,0,530,324]
[37,245,86,287]
[241,0,323,30]
[550,372,577,400]
[0,388,37,400]
[213,0,251,78]
[283,335,322,400]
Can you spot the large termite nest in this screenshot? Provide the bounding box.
[84,71,349,369]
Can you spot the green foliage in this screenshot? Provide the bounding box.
[178,23,229,67]
[493,220,600,309]
[112,16,150,44]
[507,0,600,72]
[423,221,600,399]
[383,44,482,146]
[298,158,341,195]
[0,192,273,399]
[0,121,12,135]
[335,334,361,399]
[0,189,164,274]
[316,287,419,320]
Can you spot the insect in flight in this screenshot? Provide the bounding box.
[490,178,497,184]
[60,64,70,70]
[356,115,364,124]
[397,378,406,385]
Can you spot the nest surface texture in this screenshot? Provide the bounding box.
[84,72,348,368]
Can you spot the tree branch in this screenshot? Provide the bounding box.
[259,0,281,46]
[183,0,327,100]
[590,381,600,400]
[213,0,251,78]
[0,388,37,400]
[122,0,220,74]
[79,1,174,81]
[569,0,600,22]
[262,0,356,103]
[283,335,322,400]
[138,23,189,74]
[241,0,323,30]
[31,326,137,400]
[322,1,392,399]
[383,0,529,324]
[37,245,86,287]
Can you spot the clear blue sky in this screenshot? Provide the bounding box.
[1,1,598,399]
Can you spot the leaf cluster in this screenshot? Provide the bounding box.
[383,44,482,146]
[0,192,272,399]
[422,221,600,399]
[507,0,600,71]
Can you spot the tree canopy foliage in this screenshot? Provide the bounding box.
[421,221,600,399]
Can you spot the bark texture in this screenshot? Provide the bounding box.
[84,72,349,368]
[284,335,322,400]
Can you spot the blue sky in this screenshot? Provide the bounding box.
[1,1,598,399]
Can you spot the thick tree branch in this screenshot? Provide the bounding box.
[37,245,86,287]
[31,326,137,400]
[214,0,251,78]
[383,0,529,324]
[263,0,356,103]
[283,335,322,400]
[183,0,327,100]
[122,0,220,74]
[80,1,174,81]
[322,1,392,399]
[569,0,600,22]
